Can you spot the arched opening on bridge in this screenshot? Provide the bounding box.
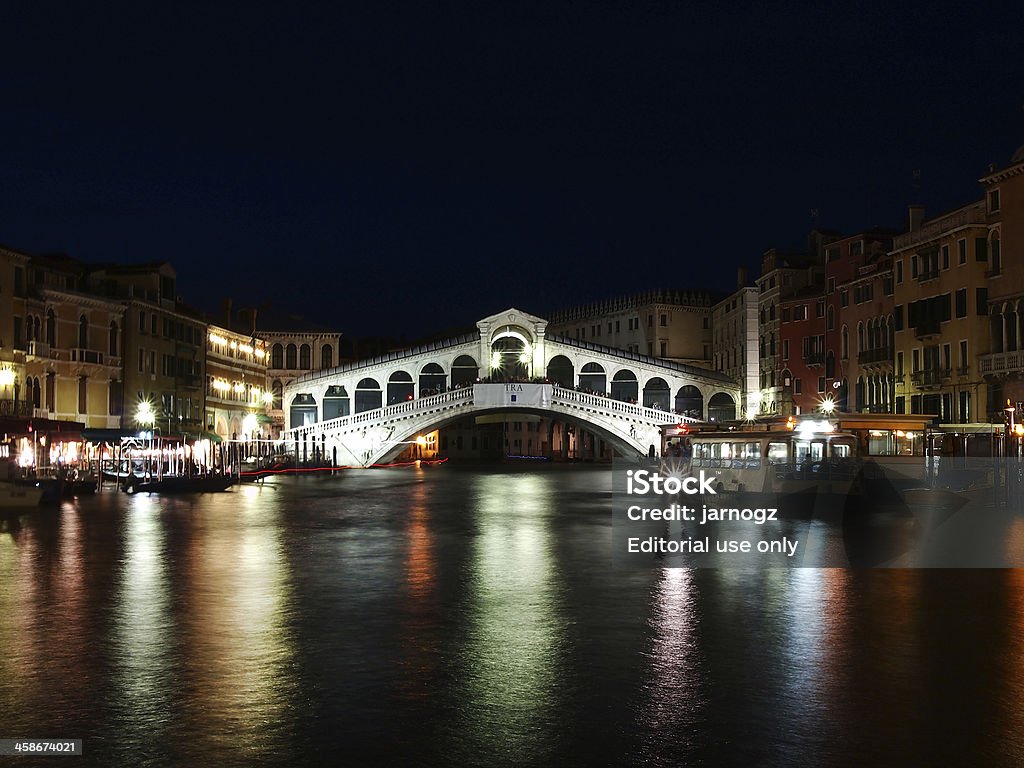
[708,392,736,422]
[323,385,350,420]
[451,355,479,388]
[674,386,703,419]
[419,363,446,396]
[355,377,382,413]
[643,377,671,410]
[489,336,529,380]
[578,362,606,395]
[611,369,638,402]
[546,355,574,387]
[387,371,415,404]
[289,393,318,428]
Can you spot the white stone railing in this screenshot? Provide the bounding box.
[980,351,1024,375]
[287,386,474,436]
[551,386,698,424]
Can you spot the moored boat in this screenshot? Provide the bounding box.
[0,481,44,508]
[125,474,235,494]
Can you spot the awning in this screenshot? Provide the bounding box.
[255,413,274,424]
[82,428,141,443]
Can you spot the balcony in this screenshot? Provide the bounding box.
[26,341,53,359]
[980,351,1024,376]
[176,374,203,389]
[917,269,939,283]
[803,351,825,367]
[0,399,32,417]
[70,348,104,365]
[910,368,951,388]
[914,319,942,339]
[892,202,986,250]
[857,347,893,366]
[957,364,970,377]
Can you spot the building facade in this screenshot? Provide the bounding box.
[263,329,343,438]
[546,290,716,366]
[205,323,270,441]
[711,280,759,419]
[890,201,991,421]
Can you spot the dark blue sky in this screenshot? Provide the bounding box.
[3,1,1022,337]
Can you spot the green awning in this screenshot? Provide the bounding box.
[255,413,274,424]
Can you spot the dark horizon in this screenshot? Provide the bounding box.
[3,2,1023,338]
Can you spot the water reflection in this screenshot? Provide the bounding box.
[111,495,175,753]
[177,488,298,764]
[448,473,567,765]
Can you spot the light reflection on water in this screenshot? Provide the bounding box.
[0,466,1023,767]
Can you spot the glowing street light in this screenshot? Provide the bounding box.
[242,412,258,438]
[819,397,836,415]
[136,399,156,428]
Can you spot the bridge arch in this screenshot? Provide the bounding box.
[289,392,318,427]
[611,368,638,402]
[323,385,350,420]
[355,377,382,412]
[708,392,736,422]
[546,355,574,387]
[387,370,415,404]
[418,362,447,396]
[675,385,702,419]
[643,377,671,410]
[451,355,478,388]
[579,362,606,394]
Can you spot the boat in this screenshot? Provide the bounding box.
[125,474,235,494]
[0,481,44,508]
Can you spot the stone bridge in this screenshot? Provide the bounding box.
[282,308,741,466]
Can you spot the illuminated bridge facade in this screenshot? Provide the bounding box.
[282,309,741,466]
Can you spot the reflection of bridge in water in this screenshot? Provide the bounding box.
[283,309,741,466]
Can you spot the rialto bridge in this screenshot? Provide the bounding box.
[282,309,742,466]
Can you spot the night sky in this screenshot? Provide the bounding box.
[3,1,1023,338]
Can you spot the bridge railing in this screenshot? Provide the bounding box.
[288,386,475,436]
[551,386,699,424]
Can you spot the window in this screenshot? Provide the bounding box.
[827,277,835,293]
[321,344,333,369]
[783,339,789,360]
[841,290,849,308]
[286,344,297,369]
[897,351,904,376]
[958,238,967,265]
[271,344,283,368]
[959,340,968,373]
[976,288,987,316]
[299,344,311,369]
[647,314,653,327]
[851,241,863,256]
[816,299,825,318]
[46,310,55,346]
[827,305,835,331]
[989,189,1001,213]
[78,376,87,414]
[151,315,157,335]
[615,320,620,333]
[976,237,988,262]
[896,260,903,283]
[660,342,667,356]
[149,350,156,374]
[818,377,826,393]
[659,314,667,327]
[911,256,918,278]
[943,343,951,372]
[109,322,119,356]
[956,289,967,318]
[139,310,146,333]
[138,348,144,373]
[703,317,709,329]
[782,308,791,322]
[795,378,802,394]
[942,245,950,270]
[79,315,88,349]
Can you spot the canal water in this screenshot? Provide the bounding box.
[1,465,1023,767]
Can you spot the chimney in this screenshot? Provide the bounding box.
[737,266,748,289]
[908,205,925,232]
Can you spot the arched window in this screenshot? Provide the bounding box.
[271,343,284,368]
[299,344,311,369]
[79,315,88,349]
[46,309,55,347]
[841,325,849,359]
[857,322,864,353]
[286,344,297,369]
[109,321,119,357]
[827,305,835,331]
[321,344,333,370]
[271,380,283,409]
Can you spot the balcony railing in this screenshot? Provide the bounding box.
[0,399,32,417]
[857,347,893,365]
[957,364,970,377]
[917,269,939,282]
[892,202,986,250]
[803,351,825,366]
[70,348,104,365]
[910,369,951,387]
[980,351,1024,375]
[26,341,52,359]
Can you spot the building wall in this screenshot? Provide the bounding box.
[264,330,343,438]
[890,201,991,422]
[712,286,759,417]
[206,324,270,440]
